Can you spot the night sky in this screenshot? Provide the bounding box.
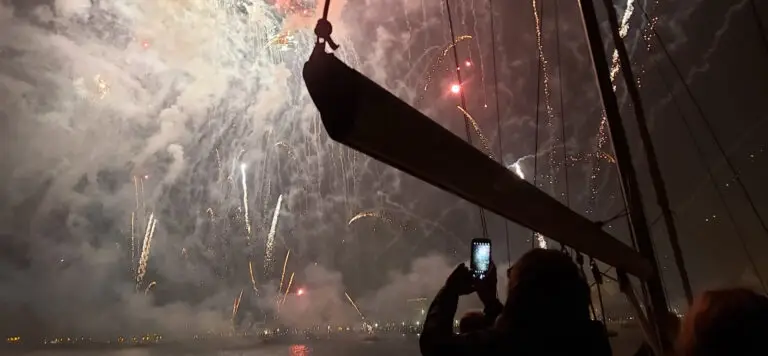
[0,0,766,339]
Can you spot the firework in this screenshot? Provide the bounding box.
[130,212,136,272]
[279,272,295,308]
[468,0,487,106]
[136,213,157,289]
[456,106,495,159]
[278,250,291,295]
[232,289,244,323]
[274,142,297,160]
[248,261,258,292]
[94,74,110,99]
[536,232,548,249]
[589,0,637,213]
[264,194,283,275]
[241,163,251,237]
[348,211,380,225]
[144,281,157,295]
[510,162,526,180]
[401,0,413,63]
[406,297,428,302]
[344,292,365,319]
[419,35,473,102]
[531,0,560,189]
[133,176,139,210]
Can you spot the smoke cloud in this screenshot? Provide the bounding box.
[0,0,637,340]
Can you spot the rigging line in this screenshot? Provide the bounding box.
[530,0,544,249]
[553,0,571,255]
[639,7,768,241]
[445,0,489,237]
[554,0,569,209]
[749,0,768,55]
[487,0,510,265]
[644,47,768,293]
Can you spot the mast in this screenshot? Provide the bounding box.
[599,0,694,305]
[576,0,672,347]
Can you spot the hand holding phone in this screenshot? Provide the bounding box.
[470,238,492,280]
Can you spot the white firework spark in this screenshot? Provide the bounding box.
[241,163,251,237]
[264,194,283,275]
[136,213,157,289]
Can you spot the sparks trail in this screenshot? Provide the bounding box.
[345,292,365,319]
[144,281,157,295]
[456,106,495,159]
[264,194,283,275]
[274,141,297,160]
[531,0,559,190]
[248,261,258,291]
[279,272,295,309]
[348,211,392,225]
[130,212,136,273]
[468,0,488,106]
[348,210,415,231]
[279,250,291,295]
[136,213,157,289]
[402,0,413,64]
[241,163,251,237]
[417,35,473,105]
[232,289,244,324]
[588,0,640,214]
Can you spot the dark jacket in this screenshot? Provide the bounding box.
[420,286,612,356]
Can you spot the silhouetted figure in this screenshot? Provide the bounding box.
[677,288,768,356]
[420,248,611,356]
[459,310,488,333]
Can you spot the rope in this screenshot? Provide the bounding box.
[487,0,511,265]
[639,8,768,240]
[590,257,607,326]
[530,0,544,249]
[553,0,573,256]
[643,39,768,293]
[575,252,597,320]
[444,0,489,238]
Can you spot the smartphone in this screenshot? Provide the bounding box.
[470,238,492,280]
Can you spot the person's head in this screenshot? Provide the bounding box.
[677,288,768,356]
[501,249,591,329]
[459,310,486,333]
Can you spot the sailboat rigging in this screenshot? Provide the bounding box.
[299,0,751,353]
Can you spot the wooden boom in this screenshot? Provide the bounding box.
[303,46,652,279]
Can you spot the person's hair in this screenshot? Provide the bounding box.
[502,249,591,327]
[459,310,486,333]
[677,288,768,356]
[496,249,609,355]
